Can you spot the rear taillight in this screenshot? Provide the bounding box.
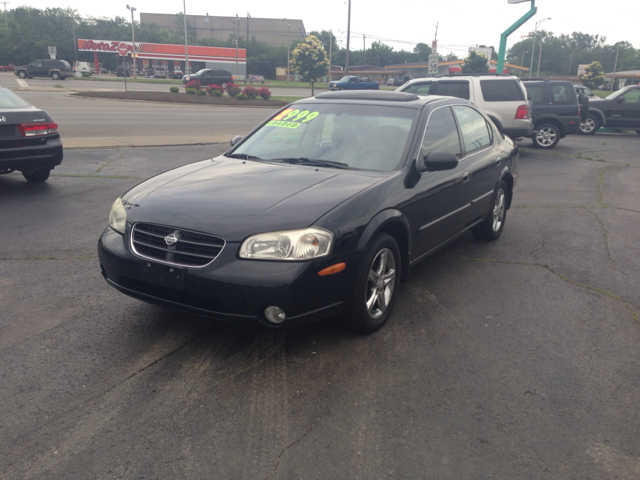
[17,122,59,137]
[515,105,528,120]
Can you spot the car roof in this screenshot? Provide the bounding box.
[302,90,465,109]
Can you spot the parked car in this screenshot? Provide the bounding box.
[74,61,92,75]
[182,68,234,87]
[98,90,518,333]
[153,65,168,79]
[14,59,72,80]
[0,86,63,183]
[393,76,411,86]
[397,74,534,140]
[580,85,640,135]
[170,67,183,79]
[1,64,16,72]
[386,78,396,86]
[522,79,582,149]
[328,76,379,91]
[116,65,131,77]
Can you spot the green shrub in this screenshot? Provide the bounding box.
[226,83,241,97]
[242,86,259,99]
[185,88,196,95]
[169,86,179,93]
[236,94,248,100]
[210,90,223,97]
[196,89,206,95]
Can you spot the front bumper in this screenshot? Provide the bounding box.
[0,135,63,171]
[98,226,360,328]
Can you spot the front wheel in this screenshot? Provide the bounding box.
[51,72,60,80]
[18,70,27,79]
[344,233,401,333]
[472,181,508,241]
[22,169,51,183]
[532,123,560,149]
[580,114,600,135]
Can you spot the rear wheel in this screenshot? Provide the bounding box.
[472,181,508,241]
[18,70,26,79]
[51,71,60,80]
[532,123,560,149]
[580,114,600,135]
[22,169,51,183]
[344,233,401,334]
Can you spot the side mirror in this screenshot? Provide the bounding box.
[417,151,459,173]
[230,135,243,147]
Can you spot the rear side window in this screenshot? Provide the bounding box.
[526,85,546,105]
[452,105,492,154]
[480,79,525,102]
[551,84,575,104]
[436,81,470,100]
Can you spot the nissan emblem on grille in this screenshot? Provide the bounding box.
[164,233,179,246]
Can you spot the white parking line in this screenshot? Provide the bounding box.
[16,78,29,88]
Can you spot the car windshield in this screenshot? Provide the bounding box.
[229,103,417,172]
[196,69,208,75]
[339,76,351,82]
[0,87,31,108]
[605,86,638,100]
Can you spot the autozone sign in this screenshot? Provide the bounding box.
[78,39,136,54]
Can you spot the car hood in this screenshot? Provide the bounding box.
[123,157,386,242]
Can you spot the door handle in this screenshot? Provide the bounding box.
[462,171,470,183]
[496,156,503,164]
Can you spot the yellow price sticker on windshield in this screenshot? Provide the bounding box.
[268,110,320,127]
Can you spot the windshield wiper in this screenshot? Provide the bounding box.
[276,158,353,169]
[225,153,263,160]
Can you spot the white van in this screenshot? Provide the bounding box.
[153,65,168,79]
[75,62,92,75]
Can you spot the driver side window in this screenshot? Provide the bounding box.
[421,107,462,159]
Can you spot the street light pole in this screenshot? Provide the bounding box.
[183,0,189,74]
[529,17,550,78]
[345,0,351,75]
[126,4,137,79]
[287,22,290,83]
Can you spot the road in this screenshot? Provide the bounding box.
[1,134,639,478]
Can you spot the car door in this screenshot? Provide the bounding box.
[606,87,640,128]
[30,60,44,76]
[402,106,469,262]
[451,105,499,227]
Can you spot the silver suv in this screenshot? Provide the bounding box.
[397,74,534,139]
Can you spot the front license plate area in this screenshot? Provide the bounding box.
[140,262,185,290]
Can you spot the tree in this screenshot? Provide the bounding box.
[462,50,489,73]
[580,61,605,89]
[290,35,329,81]
[413,43,431,61]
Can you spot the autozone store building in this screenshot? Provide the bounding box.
[77,39,246,75]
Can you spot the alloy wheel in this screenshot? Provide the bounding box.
[492,188,506,232]
[580,118,595,133]
[536,126,557,147]
[366,248,396,319]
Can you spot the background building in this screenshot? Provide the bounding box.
[140,13,306,48]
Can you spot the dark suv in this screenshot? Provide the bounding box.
[522,79,582,149]
[14,59,72,80]
[182,68,234,87]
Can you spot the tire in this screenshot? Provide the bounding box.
[22,169,51,183]
[580,114,600,135]
[221,82,228,88]
[472,181,508,241]
[532,123,560,149]
[18,70,26,79]
[344,233,401,333]
[50,71,60,80]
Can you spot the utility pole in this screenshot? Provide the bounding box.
[70,14,78,66]
[234,14,239,76]
[363,34,366,66]
[536,36,544,78]
[126,5,137,79]
[345,0,351,75]
[247,12,250,43]
[2,1,8,29]
[328,29,332,82]
[287,22,290,83]
[611,44,620,91]
[183,0,189,74]
[529,17,550,78]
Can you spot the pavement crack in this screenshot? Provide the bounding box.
[582,207,629,280]
[265,414,328,480]
[529,239,546,262]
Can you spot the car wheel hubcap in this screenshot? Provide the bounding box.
[581,118,595,133]
[493,189,506,232]
[366,248,396,319]
[536,127,557,146]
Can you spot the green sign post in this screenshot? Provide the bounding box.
[496,0,537,74]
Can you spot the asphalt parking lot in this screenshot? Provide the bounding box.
[1,134,639,478]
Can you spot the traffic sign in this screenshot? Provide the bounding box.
[118,43,129,56]
[428,53,439,75]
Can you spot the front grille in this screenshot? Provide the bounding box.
[131,223,225,268]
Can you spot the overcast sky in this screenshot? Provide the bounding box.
[17,0,636,55]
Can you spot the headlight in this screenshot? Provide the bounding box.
[109,197,127,234]
[239,228,333,260]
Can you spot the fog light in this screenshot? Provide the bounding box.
[264,306,286,325]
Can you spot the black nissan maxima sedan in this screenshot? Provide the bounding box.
[0,86,63,182]
[98,91,519,333]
